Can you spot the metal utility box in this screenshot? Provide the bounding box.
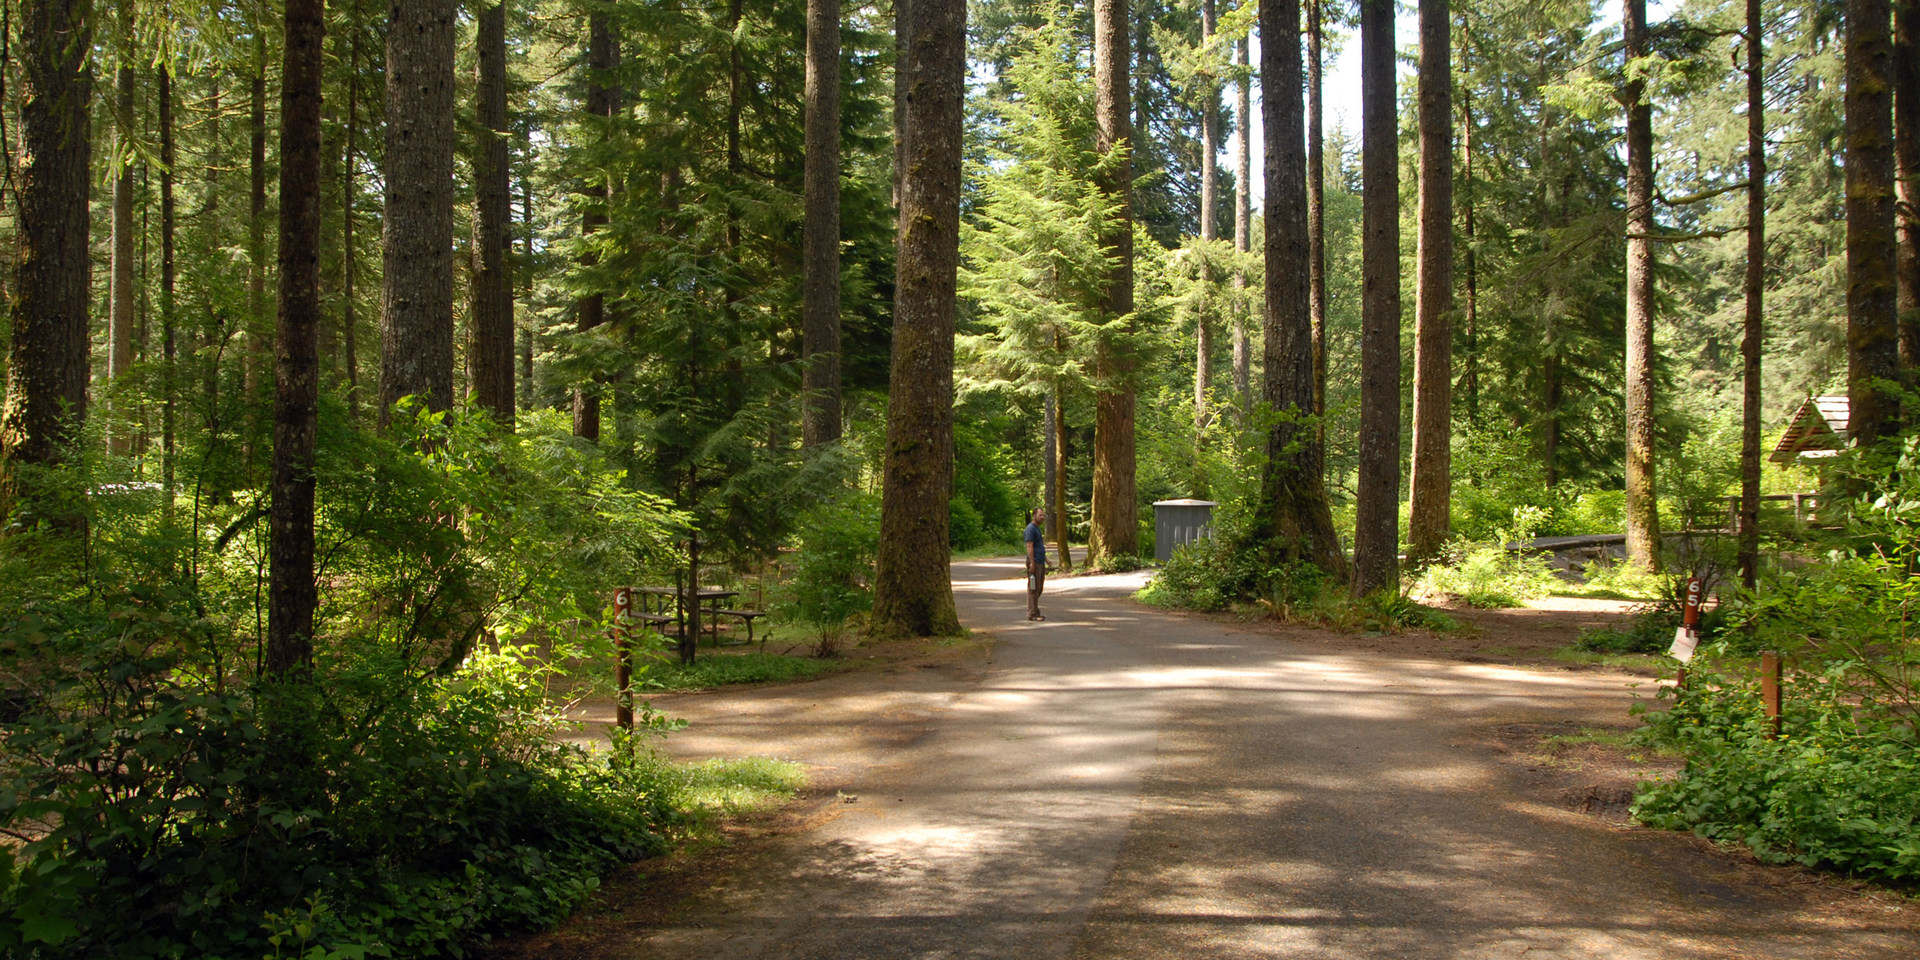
[1152,499,1218,563]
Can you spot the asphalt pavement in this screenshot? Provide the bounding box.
[624,556,1919,959]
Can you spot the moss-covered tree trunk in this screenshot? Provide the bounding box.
[1623,0,1659,571]
[871,0,965,638]
[269,0,326,677]
[1849,0,1899,446]
[1255,0,1345,577]
[1088,0,1138,565]
[380,0,457,424]
[1353,0,1403,595]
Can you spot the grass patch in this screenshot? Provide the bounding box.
[1550,646,1665,670]
[642,652,844,691]
[669,756,809,817]
[951,539,1029,560]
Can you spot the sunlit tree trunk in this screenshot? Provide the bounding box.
[471,2,516,426]
[1232,31,1251,409]
[1256,0,1345,576]
[1353,0,1403,596]
[1407,0,1455,566]
[1623,0,1659,571]
[1307,0,1326,427]
[1089,0,1138,565]
[803,0,843,447]
[269,0,326,677]
[872,0,965,638]
[1195,0,1218,439]
[1849,0,1899,446]
[1,0,92,524]
[380,0,458,425]
[1893,0,1919,370]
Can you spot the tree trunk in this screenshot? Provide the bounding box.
[1088,0,1138,565]
[1740,0,1765,591]
[1195,0,1218,438]
[871,0,965,639]
[893,0,910,209]
[1407,0,1455,566]
[1233,32,1252,411]
[572,11,618,441]
[471,2,515,425]
[1893,0,1919,371]
[250,30,268,401]
[802,0,843,447]
[1460,80,1480,426]
[109,64,135,456]
[1623,0,1659,570]
[160,66,178,524]
[1,0,92,522]
[1256,0,1345,576]
[1052,384,1072,572]
[1307,0,1327,426]
[380,0,458,425]
[1849,0,1899,446]
[269,0,326,677]
[1353,0,1403,596]
[520,171,535,410]
[343,11,361,418]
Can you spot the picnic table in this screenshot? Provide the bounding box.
[630,586,767,645]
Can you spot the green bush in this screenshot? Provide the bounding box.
[1634,664,1920,882]
[789,493,880,639]
[1415,506,1559,608]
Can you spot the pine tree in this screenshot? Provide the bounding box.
[802,0,843,447]
[1407,0,1455,565]
[1353,0,1402,595]
[1088,0,1139,565]
[1848,0,1898,446]
[379,0,458,424]
[471,1,516,425]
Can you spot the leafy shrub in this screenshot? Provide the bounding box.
[1415,507,1560,608]
[788,493,880,644]
[1137,534,1260,610]
[1576,600,1724,654]
[949,495,989,550]
[1633,663,1920,882]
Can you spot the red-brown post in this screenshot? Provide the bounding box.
[1683,576,1704,632]
[1760,650,1782,740]
[613,587,635,731]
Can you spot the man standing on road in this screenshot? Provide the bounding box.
[1025,508,1047,621]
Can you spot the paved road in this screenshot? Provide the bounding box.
[628,558,1918,959]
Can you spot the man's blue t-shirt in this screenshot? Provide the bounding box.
[1024,521,1047,566]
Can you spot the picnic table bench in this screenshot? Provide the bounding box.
[631,586,768,645]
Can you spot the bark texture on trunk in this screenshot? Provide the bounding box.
[572,11,618,441]
[161,66,178,518]
[893,0,910,209]
[1307,0,1327,424]
[1623,0,1660,571]
[343,14,362,417]
[1089,0,1138,565]
[471,2,516,425]
[1460,82,1480,424]
[1353,0,1403,596]
[1407,0,1455,565]
[1047,391,1072,572]
[1849,0,1899,447]
[1194,0,1218,437]
[1232,33,1252,409]
[380,0,458,425]
[250,32,268,400]
[1256,0,1345,576]
[109,64,136,456]
[269,0,326,677]
[1894,0,1919,370]
[871,0,965,639]
[1741,0,1765,591]
[802,0,843,447]
[2,0,92,516]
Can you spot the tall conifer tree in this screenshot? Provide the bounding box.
[1353,0,1402,595]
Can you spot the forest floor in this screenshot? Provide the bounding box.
[485,561,1920,960]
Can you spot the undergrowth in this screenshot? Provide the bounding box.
[642,652,844,690]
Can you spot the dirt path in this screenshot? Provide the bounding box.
[495,558,1920,959]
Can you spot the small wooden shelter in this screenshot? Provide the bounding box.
[1770,395,1848,465]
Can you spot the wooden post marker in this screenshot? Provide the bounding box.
[1760,650,1782,740]
[613,587,635,731]
[1668,575,1706,691]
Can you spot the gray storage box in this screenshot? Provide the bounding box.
[1152,499,1218,563]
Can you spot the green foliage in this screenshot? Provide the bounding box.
[787,492,880,639]
[1415,507,1561,608]
[1633,665,1920,882]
